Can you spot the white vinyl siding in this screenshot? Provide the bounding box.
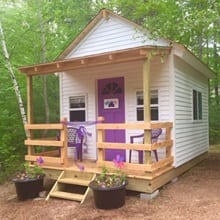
[67,16,169,59]
[60,56,172,160]
[58,11,211,165]
[174,56,209,167]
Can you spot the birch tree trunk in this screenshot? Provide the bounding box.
[0,21,28,138]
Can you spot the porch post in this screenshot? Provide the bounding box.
[143,54,152,164]
[60,117,68,167]
[27,75,34,157]
[27,75,33,124]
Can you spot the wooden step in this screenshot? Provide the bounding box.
[58,178,91,186]
[46,171,96,203]
[50,191,84,201]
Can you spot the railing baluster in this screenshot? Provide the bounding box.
[165,126,172,158]
[97,117,105,163]
[60,117,68,167]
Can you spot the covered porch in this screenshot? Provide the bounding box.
[24,118,174,197]
[19,46,176,198]
[24,118,173,177]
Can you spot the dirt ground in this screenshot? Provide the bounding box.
[1,148,220,220]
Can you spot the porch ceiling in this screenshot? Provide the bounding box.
[19,46,171,76]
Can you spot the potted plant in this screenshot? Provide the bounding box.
[89,154,127,209]
[12,157,45,200]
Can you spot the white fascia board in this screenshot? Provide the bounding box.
[173,43,216,79]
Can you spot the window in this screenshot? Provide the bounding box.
[136,90,159,121]
[193,90,202,120]
[69,95,86,121]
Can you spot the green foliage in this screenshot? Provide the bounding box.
[92,165,126,189]
[22,162,44,180]
[209,103,220,144]
[0,79,26,183]
[0,134,25,183]
[12,161,45,181]
[32,75,59,123]
[0,0,97,182]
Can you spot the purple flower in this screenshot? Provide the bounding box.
[36,156,44,166]
[113,154,124,169]
[79,165,85,171]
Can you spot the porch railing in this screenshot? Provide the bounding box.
[24,122,68,167]
[96,120,173,175]
[24,119,173,174]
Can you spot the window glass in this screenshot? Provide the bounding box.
[70,110,85,122]
[151,107,158,121]
[136,91,144,105]
[137,107,144,121]
[70,96,85,108]
[193,90,202,120]
[150,90,158,105]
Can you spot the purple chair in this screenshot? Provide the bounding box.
[57,127,84,161]
[67,127,84,161]
[129,128,162,163]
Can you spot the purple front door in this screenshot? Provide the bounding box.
[97,77,126,161]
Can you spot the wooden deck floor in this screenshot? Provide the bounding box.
[42,152,207,194]
[42,157,172,193]
[41,157,170,180]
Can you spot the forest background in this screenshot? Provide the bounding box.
[0,0,219,182]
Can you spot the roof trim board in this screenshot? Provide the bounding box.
[19,46,171,76]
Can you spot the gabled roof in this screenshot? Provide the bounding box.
[19,9,216,79]
[58,9,170,60]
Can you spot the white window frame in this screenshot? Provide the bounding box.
[69,94,87,122]
[193,89,202,121]
[136,90,159,121]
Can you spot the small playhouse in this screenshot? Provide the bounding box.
[19,9,215,202]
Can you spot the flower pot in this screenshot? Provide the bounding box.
[89,181,127,209]
[13,177,44,200]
